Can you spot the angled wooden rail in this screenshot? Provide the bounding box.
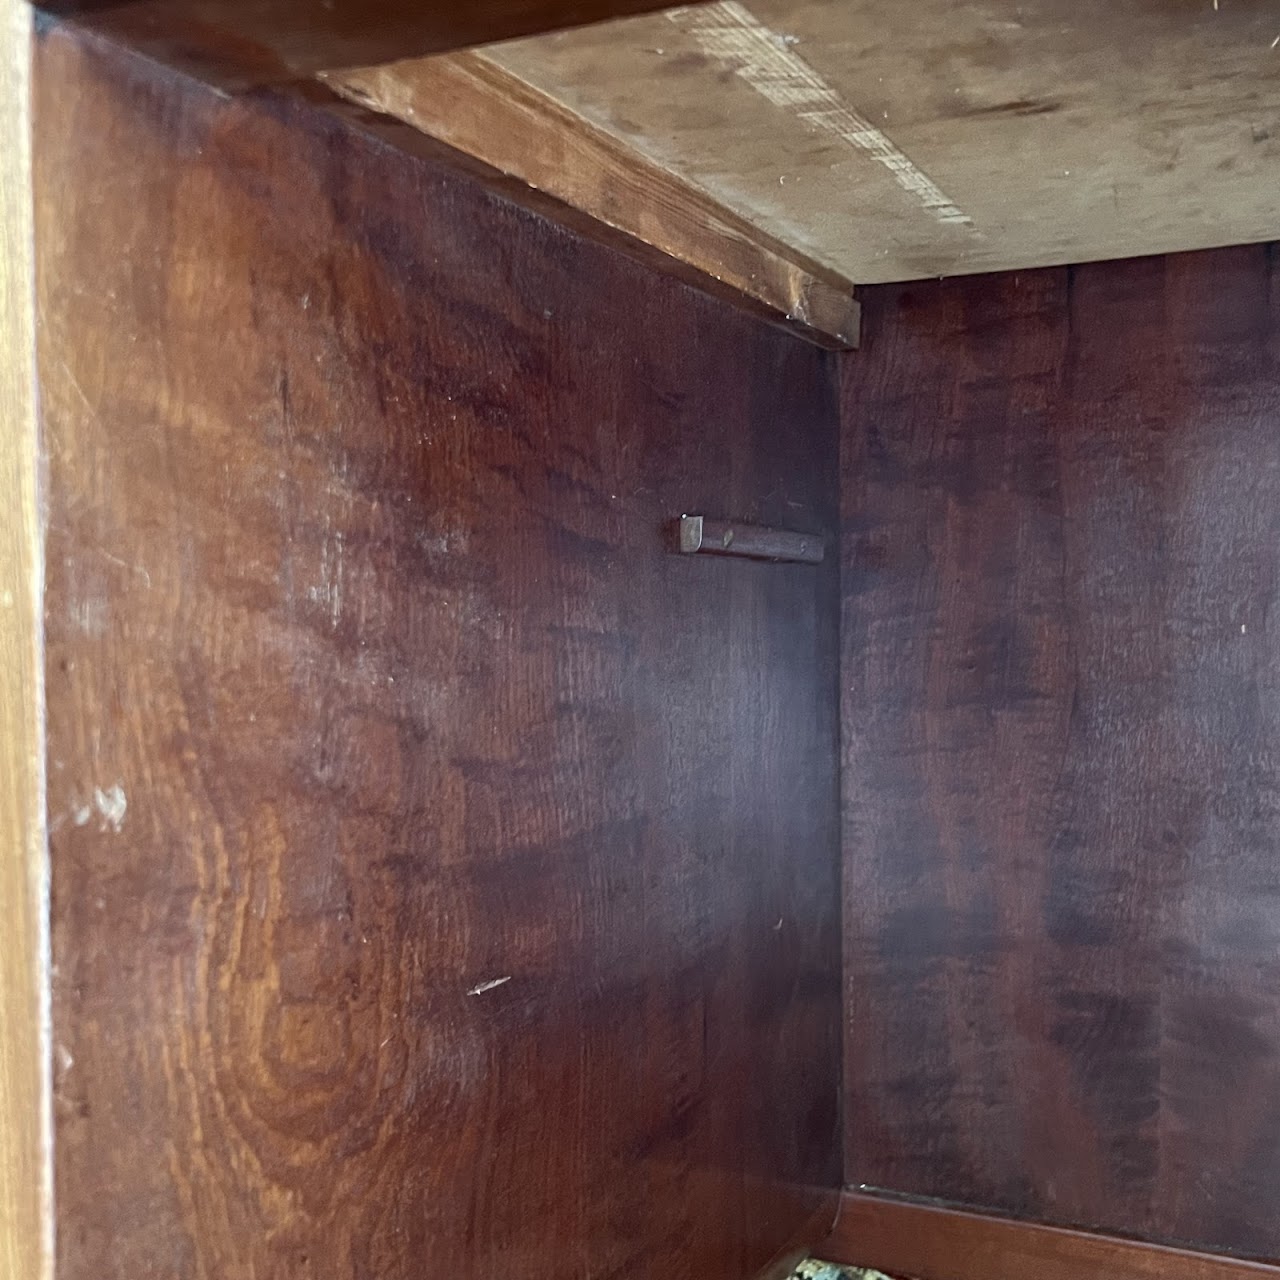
[326,52,860,350]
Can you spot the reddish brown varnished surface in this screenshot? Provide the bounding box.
[824,1192,1280,1280]
[37,0,702,81]
[841,249,1280,1259]
[35,23,841,1279]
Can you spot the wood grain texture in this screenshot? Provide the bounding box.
[38,0,705,81]
[325,52,860,350]
[35,20,842,1279]
[823,1193,1280,1280]
[0,1,51,1276]
[483,0,1280,283]
[754,1193,842,1280]
[841,247,1280,1259]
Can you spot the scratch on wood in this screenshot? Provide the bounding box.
[669,0,974,228]
[100,549,151,588]
[467,976,512,996]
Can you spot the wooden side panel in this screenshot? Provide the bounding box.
[35,21,842,1280]
[0,1,51,1277]
[841,248,1280,1258]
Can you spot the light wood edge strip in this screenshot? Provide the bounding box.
[0,2,52,1277]
[322,52,860,350]
[823,1192,1280,1280]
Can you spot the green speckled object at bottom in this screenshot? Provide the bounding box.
[789,1261,897,1280]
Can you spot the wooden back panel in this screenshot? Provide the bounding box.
[841,249,1280,1259]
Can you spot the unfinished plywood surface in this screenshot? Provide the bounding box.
[459,0,1280,283]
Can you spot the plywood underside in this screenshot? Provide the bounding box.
[458,0,1280,284]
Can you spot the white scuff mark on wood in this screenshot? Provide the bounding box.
[92,783,127,833]
[669,0,973,227]
[71,803,91,828]
[414,527,470,557]
[308,530,346,628]
[328,531,344,628]
[467,976,512,996]
[69,594,107,637]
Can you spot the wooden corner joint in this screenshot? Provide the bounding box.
[326,53,860,352]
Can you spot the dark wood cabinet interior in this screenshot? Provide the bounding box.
[9,7,1280,1280]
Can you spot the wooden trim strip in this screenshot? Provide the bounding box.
[325,52,861,350]
[822,1192,1280,1280]
[0,1,51,1277]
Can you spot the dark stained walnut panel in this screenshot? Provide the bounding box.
[840,248,1280,1260]
[35,23,842,1279]
[39,0,697,80]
